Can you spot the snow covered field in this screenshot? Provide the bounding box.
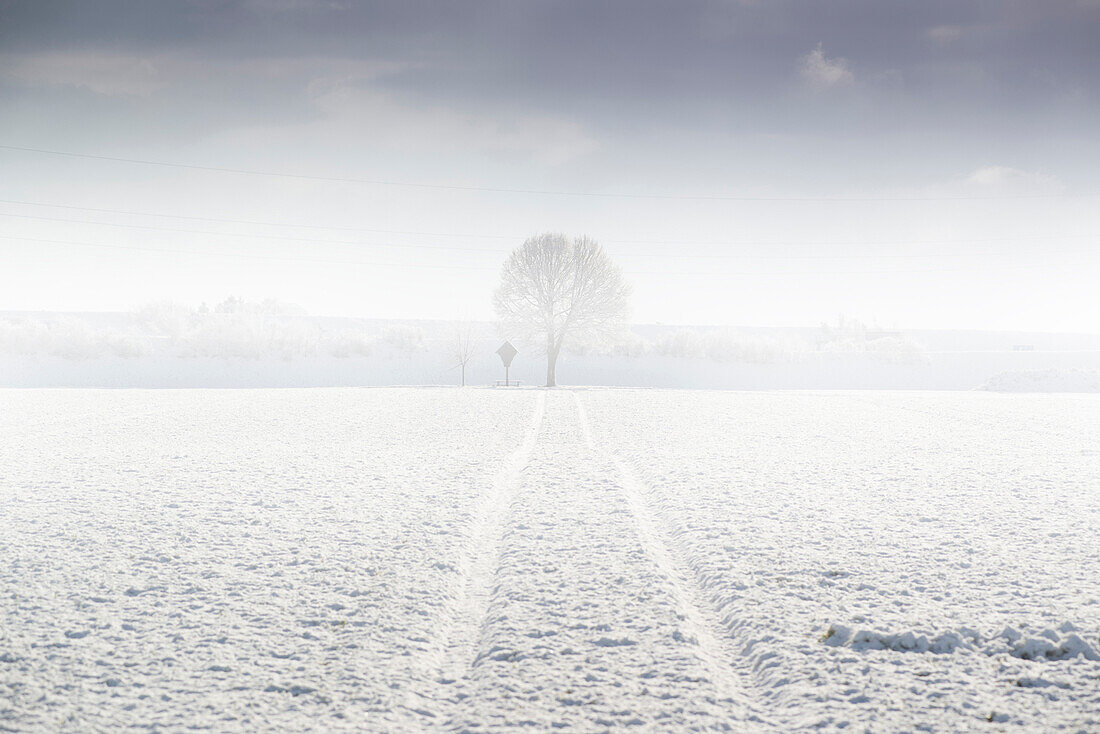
[2,388,1099,731]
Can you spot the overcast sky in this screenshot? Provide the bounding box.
[2,0,1099,331]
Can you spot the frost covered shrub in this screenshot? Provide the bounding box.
[609,331,648,358]
[180,314,266,358]
[654,329,705,359]
[563,326,643,357]
[99,328,145,358]
[701,330,805,364]
[0,316,143,358]
[381,324,424,352]
[264,317,321,360]
[328,330,374,358]
[864,335,929,365]
[137,299,375,361]
[4,302,370,362]
[652,328,804,363]
[182,313,320,360]
[0,318,48,356]
[816,317,928,365]
[41,318,104,359]
[134,298,322,360]
[214,296,307,317]
[135,301,192,340]
[818,334,928,365]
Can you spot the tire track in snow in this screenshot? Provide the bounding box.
[433,390,546,690]
[448,393,751,730]
[573,391,777,730]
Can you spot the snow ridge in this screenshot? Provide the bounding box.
[574,392,776,729]
[434,391,546,688]
[823,623,1100,661]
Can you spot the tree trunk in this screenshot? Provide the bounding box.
[461,363,465,387]
[546,339,560,387]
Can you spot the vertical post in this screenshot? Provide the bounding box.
[496,341,518,387]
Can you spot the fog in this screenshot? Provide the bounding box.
[3,1,1100,334]
[3,4,1100,733]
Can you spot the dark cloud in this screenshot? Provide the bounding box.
[2,0,1099,180]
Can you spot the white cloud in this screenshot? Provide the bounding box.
[799,43,854,90]
[1,53,164,96]
[218,77,599,168]
[966,165,1064,191]
[0,51,405,101]
[928,25,963,44]
[326,86,598,167]
[967,165,1021,185]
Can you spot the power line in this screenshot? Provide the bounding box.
[1,143,1089,202]
[0,197,515,240]
[0,234,494,272]
[2,233,1080,277]
[2,209,1095,261]
[1,197,1096,249]
[0,212,507,254]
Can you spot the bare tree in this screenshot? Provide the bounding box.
[453,321,478,387]
[494,233,630,387]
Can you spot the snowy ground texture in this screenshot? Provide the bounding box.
[2,387,1099,732]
